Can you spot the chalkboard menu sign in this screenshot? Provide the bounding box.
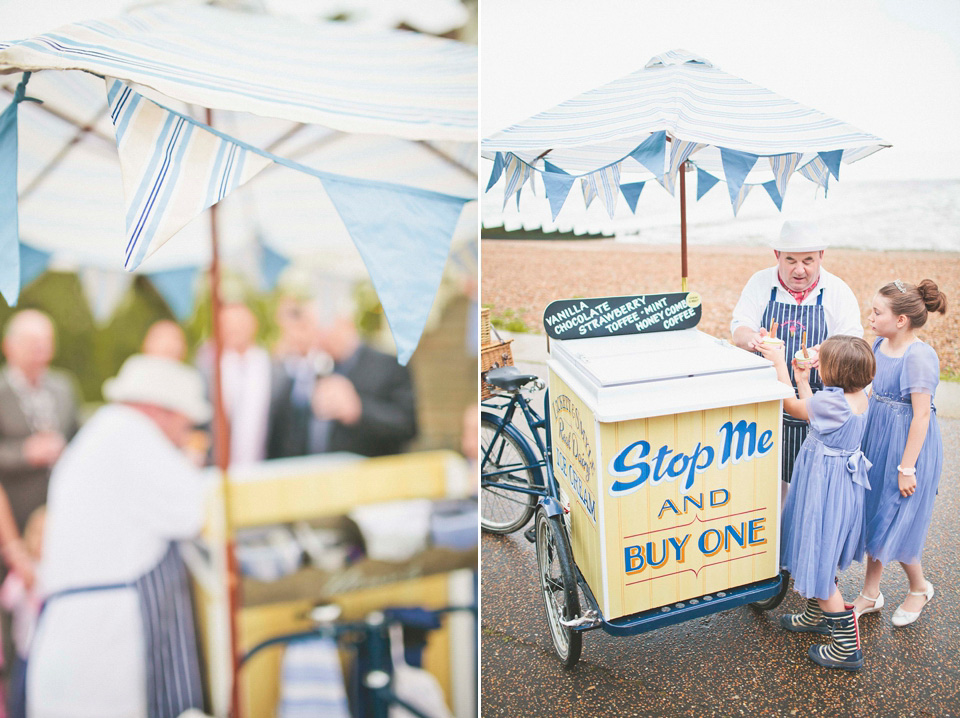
[542,292,702,340]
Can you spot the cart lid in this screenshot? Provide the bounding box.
[550,328,771,386]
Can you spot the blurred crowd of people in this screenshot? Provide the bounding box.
[0,297,443,717]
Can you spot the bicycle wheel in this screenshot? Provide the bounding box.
[750,569,791,610]
[480,415,540,534]
[535,508,582,668]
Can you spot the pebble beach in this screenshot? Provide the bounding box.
[481,240,960,376]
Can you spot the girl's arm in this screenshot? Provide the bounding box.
[756,343,809,421]
[898,392,932,497]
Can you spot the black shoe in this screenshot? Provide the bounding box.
[523,525,536,543]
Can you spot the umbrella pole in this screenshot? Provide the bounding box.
[679,161,688,292]
[205,110,244,718]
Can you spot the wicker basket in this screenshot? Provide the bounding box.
[480,340,513,400]
[480,308,491,346]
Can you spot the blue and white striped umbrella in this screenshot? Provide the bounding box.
[0,3,477,364]
[482,49,889,222]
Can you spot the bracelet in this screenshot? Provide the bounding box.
[897,465,916,476]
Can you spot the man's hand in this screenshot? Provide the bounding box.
[747,327,770,359]
[22,431,66,468]
[312,375,363,425]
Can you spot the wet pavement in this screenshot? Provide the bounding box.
[480,417,960,717]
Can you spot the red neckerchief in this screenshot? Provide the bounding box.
[778,273,820,304]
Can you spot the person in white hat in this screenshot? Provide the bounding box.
[27,355,211,718]
[731,221,863,498]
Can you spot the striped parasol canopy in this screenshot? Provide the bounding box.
[0,3,477,364]
[482,49,889,222]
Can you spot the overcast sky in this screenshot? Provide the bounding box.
[480,0,960,180]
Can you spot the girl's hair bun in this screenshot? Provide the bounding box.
[917,279,947,315]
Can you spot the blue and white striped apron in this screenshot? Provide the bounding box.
[760,286,827,484]
[30,544,204,718]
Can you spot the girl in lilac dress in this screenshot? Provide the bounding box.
[758,335,875,670]
[851,279,947,627]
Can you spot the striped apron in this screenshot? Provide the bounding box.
[760,286,827,483]
[30,544,204,718]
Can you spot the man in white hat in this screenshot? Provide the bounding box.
[28,355,211,718]
[731,221,863,492]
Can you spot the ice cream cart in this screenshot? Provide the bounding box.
[533,292,794,666]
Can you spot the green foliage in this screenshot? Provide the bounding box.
[489,307,529,334]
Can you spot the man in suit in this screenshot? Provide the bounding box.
[0,310,80,582]
[268,314,417,459]
[0,309,80,709]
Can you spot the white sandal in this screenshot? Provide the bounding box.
[853,590,884,619]
[892,581,934,627]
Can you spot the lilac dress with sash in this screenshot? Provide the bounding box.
[780,387,870,600]
[861,339,942,565]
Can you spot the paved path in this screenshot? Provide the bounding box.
[481,331,960,717]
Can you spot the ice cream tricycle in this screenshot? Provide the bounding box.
[481,292,795,666]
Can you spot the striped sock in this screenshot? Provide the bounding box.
[780,598,829,633]
[811,609,863,669]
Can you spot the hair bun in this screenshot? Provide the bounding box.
[917,279,948,315]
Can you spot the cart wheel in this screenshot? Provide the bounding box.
[750,569,791,611]
[480,415,540,534]
[535,508,582,668]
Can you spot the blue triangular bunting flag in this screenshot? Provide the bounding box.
[620,182,645,213]
[629,131,667,178]
[148,267,199,321]
[543,160,567,174]
[696,168,720,200]
[0,85,23,306]
[319,177,468,365]
[720,148,760,210]
[485,152,505,191]
[761,180,783,211]
[261,241,290,291]
[818,150,843,181]
[20,243,51,289]
[543,171,576,220]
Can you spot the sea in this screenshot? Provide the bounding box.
[483,179,960,253]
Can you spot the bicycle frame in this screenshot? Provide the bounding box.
[480,389,562,506]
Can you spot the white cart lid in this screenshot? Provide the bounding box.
[549,329,793,421]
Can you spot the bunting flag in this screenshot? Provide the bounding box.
[696,167,720,200]
[628,131,667,178]
[663,140,705,194]
[0,74,39,307]
[79,267,134,325]
[261,241,290,292]
[542,169,576,220]
[20,243,51,289]
[818,149,843,181]
[720,148,760,211]
[761,180,784,211]
[319,175,468,365]
[543,160,567,174]
[148,266,199,321]
[106,78,272,271]
[485,151,504,191]
[769,153,802,203]
[587,163,621,218]
[581,177,597,209]
[731,182,753,216]
[799,156,831,190]
[620,182,645,213]
[500,153,528,210]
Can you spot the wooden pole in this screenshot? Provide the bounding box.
[205,108,243,718]
[679,161,688,292]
